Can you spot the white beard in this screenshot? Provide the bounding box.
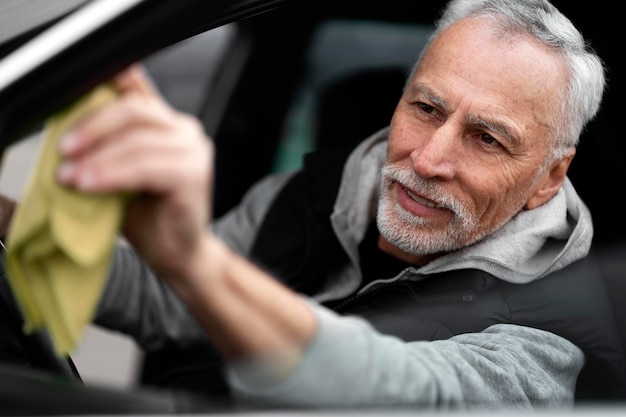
[376,165,484,256]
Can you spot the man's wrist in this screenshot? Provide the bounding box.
[162,232,229,301]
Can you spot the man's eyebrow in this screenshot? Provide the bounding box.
[410,83,449,111]
[467,115,519,146]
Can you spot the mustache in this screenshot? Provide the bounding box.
[380,165,467,216]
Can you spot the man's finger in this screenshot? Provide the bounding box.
[57,131,209,194]
[112,63,160,98]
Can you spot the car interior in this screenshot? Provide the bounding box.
[0,0,624,414]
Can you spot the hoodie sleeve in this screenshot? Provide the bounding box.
[226,301,583,410]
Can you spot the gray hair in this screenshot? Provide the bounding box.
[413,0,606,162]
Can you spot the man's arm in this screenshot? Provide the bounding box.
[161,230,582,408]
[228,309,583,408]
[95,171,295,351]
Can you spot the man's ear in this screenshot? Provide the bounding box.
[525,151,575,210]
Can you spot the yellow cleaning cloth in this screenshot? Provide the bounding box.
[5,84,126,356]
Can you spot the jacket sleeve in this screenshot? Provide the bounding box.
[226,301,583,409]
[94,171,296,350]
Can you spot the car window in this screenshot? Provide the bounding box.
[143,24,237,116]
[272,18,434,172]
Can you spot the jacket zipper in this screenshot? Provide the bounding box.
[329,273,421,313]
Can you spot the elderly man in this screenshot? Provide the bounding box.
[15,0,623,410]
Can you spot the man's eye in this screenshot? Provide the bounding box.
[419,102,435,114]
[417,102,443,121]
[480,133,499,146]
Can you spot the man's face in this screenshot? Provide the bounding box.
[378,17,568,262]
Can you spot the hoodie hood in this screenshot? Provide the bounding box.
[331,127,594,287]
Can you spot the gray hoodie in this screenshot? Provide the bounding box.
[97,127,591,410]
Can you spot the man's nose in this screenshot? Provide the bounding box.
[409,127,457,180]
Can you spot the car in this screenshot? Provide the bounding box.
[0,0,624,414]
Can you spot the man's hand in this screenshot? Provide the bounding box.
[56,63,315,366]
[56,64,213,280]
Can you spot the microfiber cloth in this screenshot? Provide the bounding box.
[5,84,126,356]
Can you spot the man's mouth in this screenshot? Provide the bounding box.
[404,187,443,209]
